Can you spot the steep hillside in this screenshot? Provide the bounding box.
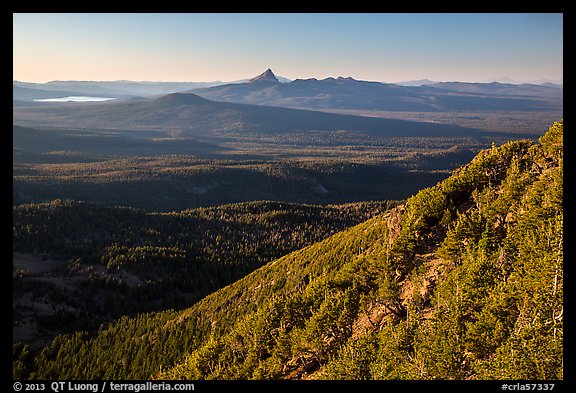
[157,121,563,380]
[15,122,562,380]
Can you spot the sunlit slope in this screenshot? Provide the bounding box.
[159,121,563,380]
[19,122,562,380]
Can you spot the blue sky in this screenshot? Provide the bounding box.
[13,13,563,83]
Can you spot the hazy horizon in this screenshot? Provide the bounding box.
[11,73,565,85]
[14,13,562,84]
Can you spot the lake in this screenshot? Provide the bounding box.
[34,96,116,102]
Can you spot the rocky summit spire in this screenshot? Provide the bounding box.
[248,68,279,83]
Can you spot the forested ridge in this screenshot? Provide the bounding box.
[13,121,562,380]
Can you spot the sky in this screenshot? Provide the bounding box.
[13,13,563,84]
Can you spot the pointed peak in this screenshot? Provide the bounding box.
[248,69,279,83]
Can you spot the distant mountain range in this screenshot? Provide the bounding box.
[12,73,292,101]
[189,69,562,112]
[13,69,562,138]
[395,79,437,86]
[13,80,223,99]
[428,81,562,96]
[13,68,563,137]
[482,76,563,86]
[14,70,561,111]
